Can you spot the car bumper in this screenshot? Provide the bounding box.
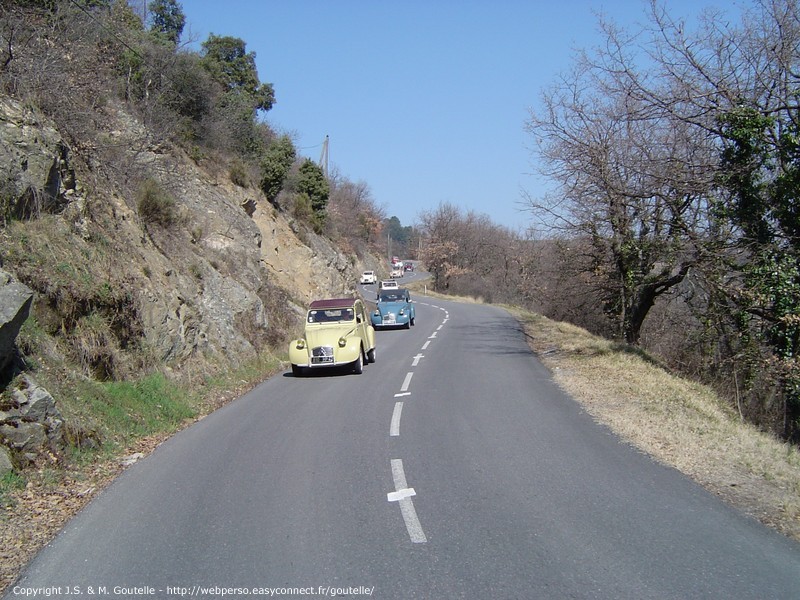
[289,342,361,368]
[371,314,410,328]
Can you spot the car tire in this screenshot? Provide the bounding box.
[353,352,363,374]
[367,347,376,363]
[411,317,415,326]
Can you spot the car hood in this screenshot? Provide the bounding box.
[303,324,357,347]
[376,301,409,313]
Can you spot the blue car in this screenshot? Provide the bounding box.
[371,288,415,329]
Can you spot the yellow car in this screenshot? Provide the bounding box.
[289,297,376,376]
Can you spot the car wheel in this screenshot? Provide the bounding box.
[405,320,411,329]
[367,347,376,363]
[352,351,363,374]
[291,364,304,377]
[411,317,415,326]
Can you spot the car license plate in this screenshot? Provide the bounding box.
[311,356,334,364]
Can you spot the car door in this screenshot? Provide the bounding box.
[355,300,375,351]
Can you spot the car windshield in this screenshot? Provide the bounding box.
[378,292,403,302]
[308,308,354,323]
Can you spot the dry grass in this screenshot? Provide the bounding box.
[406,281,485,304]
[510,308,800,541]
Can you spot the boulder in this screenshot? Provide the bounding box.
[0,421,47,454]
[0,446,12,476]
[0,374,64,462]
[0,269,33,373]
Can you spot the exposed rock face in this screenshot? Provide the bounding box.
[0,97,76,219]
[0,96,371,469]
[0,269,33,374]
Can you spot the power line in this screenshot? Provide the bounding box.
[67,0,143,60]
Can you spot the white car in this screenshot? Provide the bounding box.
[379,280,399,290]
[360,271,377,284]
[390,268,404,279]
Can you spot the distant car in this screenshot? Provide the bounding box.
[379,279,399,291]
[360,270,377,284]
[372,288,415,329]
[390,268,404,279]
[404,262,414,272]
[288,297,376,376]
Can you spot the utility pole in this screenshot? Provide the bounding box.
[319,135,329,178]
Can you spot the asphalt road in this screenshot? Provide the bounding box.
[6,290,800,599]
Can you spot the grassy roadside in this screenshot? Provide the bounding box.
[0,350,287,593]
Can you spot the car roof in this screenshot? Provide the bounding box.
[308,297,358,310]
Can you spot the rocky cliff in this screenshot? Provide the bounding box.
[0,95,372,471]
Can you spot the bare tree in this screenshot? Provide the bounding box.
[526,0,800,440]
[418,202,533,302]
[524,2,722,345]
[327,172,386,252]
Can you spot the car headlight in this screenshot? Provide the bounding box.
[374,309,380,316]
[399,308,405,315]
[296,339,306,349]
[338,337,347,348]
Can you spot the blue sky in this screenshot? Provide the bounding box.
[178,0,727,231]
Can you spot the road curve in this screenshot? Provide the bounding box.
[6,294,800,599]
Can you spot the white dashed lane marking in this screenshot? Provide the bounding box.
[390,402,403,437]
[388,459,427,543]
[400,372,413,392]
[385,299,451,545]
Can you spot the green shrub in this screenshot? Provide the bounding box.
[137,179,176,227]
[292,193,312,222]
[229,160,249,188]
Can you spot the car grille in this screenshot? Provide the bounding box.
[311,346,334,364]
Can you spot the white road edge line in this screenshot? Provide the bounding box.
[390,402,403,436]
[388,459,428,543]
